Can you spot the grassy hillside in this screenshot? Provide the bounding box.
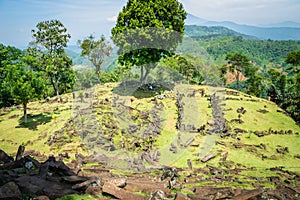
[0,83,299,173]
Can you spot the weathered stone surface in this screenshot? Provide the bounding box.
[188,186,234,200]
[85,186,102,196]
[201,154,216,163]
[231,188,264,200]
[0,181,22,200]
[149,190,166,200]
[62,175,89,183]
[72,177,100,190]
[15,145,25,161]
[174,192,189,200]
[33,196,50,200]
[16,175,78,199]
[106,178,127,188]
[0,150,14,164]
[103,182,147,200]
[125,179,170,195]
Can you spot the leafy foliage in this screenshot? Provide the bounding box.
[111,0,187,83]
[31,19,75,96]
[1,59,45,123]
[78,35,112,83]
[286,49,300,66]
[225,52,252,90]
[0,44,22,107]
[183,30,300,66]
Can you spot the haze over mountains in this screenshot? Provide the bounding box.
[186,13,300,41]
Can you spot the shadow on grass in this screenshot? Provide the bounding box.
[16,113,52,130]
[112,80,175,99]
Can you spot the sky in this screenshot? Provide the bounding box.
[0,0,300,48]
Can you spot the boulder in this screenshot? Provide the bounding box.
[0,182,22,200]
[0,150,14,164]
[231,188,264,200]
[16,175,78,199]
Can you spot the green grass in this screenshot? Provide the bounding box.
[56,194,101,200]
[226,97,300,132]
[0,83,299,174]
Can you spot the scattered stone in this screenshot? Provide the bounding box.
[222,152,228,162]
[169,143,177,153]
[294,154,300,159]
[184,137,194,148]
[149,190,166,200]
[201,154,216,163]
[187,159,193,170]
[237,107,246,114]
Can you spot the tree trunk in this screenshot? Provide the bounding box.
[143,67,150,84]
[23,103,27,124]
[140,65,144,83]
[140,65,152,85]
[50,75,60,98]
[96,70,101,84]
[236,71,240,91]
[55,85,60,97]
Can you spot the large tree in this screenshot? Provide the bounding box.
[31,19,75,97]
[78,35,112,84]
[111,0,187,84]
[225,52,251,91]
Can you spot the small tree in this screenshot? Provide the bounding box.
[225,52,251,91]
[3,64,45,123]
[78,35,112,84]
[286,50,300,66]
[0,44,22,107]
[31,19,75,97]
[112,0,187,84]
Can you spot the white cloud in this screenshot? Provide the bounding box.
[180,0,300,24]
[106,16,117,22]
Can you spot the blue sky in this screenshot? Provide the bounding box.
[0,0,300,47]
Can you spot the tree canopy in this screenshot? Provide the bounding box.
[31,19,75,97]
[225,52,252,90]
[78,35,112,84]
[111,0,187,83]
[286,49,300,66]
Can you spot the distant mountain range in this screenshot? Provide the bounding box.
[184,25,257,40]
[186,14,300,41]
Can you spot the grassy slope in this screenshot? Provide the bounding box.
[0,84,299,173]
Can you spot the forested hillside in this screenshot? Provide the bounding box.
[184,25,300,66]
